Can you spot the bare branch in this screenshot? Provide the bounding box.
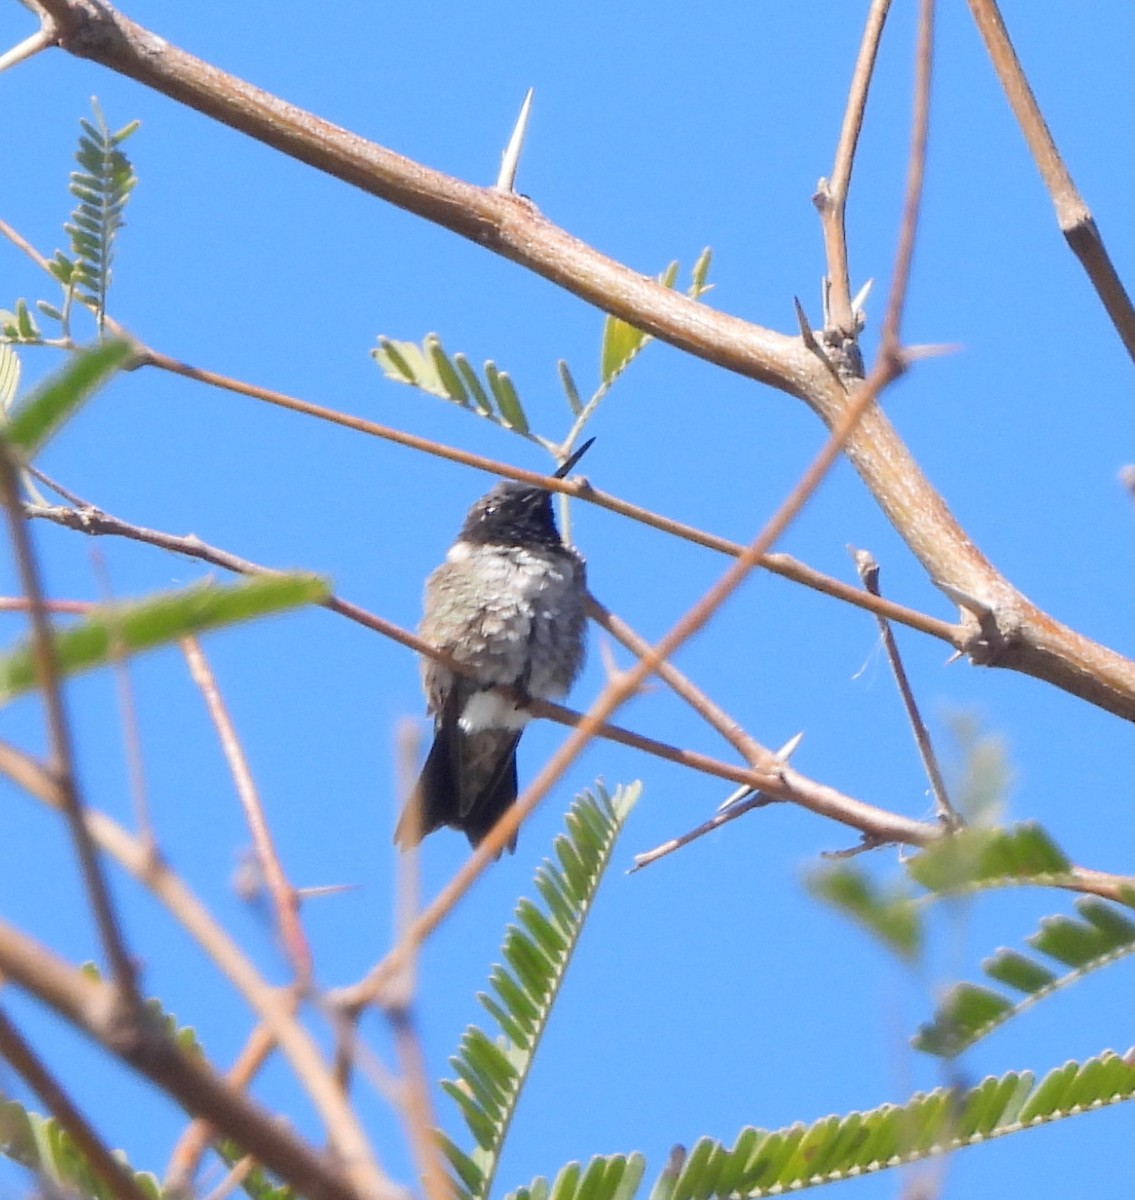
[813,0,893,337]
[853,548,959,828]
[182,637,313,985]
[966,0,1135,366]
[0,440,141,1007]
[0,918,362,1200]
[879,0,934,355]
[0,1004,153,1200]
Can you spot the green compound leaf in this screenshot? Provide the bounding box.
[2,338,133,457]
[915,896,1135,1058]
[0,574,328,702]
[64,99,139,327]
[907,822,1072,895]
[442,782,640,1200]
[625,1051,1135,1198]
[807,861,922,961]
[374,332,549,444]
[0,1100,162,1200]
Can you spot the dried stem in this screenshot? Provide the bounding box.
[182,637,313,985]
[0,441,141,1007]
[0,917,362,1200]
[813,0,893,335]
[0,1004,154,1200]
[966,0,1135,365]
[165,1020,282,1194]
[853,549,958,828]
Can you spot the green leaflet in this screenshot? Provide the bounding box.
[0,1100,161,1200]
[0,574,328,702]
[915,895,1135,1057]
[599,254,716,385]
[2,338,133,457]
[373,332,545,446]
[907,822,1072,894]
[807,862,922,961]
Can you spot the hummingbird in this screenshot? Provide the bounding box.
[394,441,593,852]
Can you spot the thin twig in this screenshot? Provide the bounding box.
[0,441,141,1008]
[0,1004,153,1200]
[813,0,893,336]
[385,718,448,1200]
[586,594,772,770]
[879,0,934,357]
[181,637,313,986]
[630,791,776,873]
[90,549,155,849]
[852,548,959,828]
[16,758,389,1198]
[966,0,1135,366]
[165,1020,282,1195]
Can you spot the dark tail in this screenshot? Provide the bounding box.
[394,721,521,853]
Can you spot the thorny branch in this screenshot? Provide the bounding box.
[7,1,1135,720]
[15,490,942,846]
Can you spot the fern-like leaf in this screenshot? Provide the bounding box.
[0,1099,162,1200]
[625,1050,1135,1198]
[441,782,641,1200]
[906,821,1073,895]
[374,332,553,448]
[63,99,139,329]
[915,896,1135,1057]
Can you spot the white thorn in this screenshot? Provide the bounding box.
[496,87,534,192]
[0,26,54,74]
[774,731,804,762]
[851,278,874,317]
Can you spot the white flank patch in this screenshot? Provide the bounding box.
[460,689,530,733]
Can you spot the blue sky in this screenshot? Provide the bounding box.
[2,2,1135,1197]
